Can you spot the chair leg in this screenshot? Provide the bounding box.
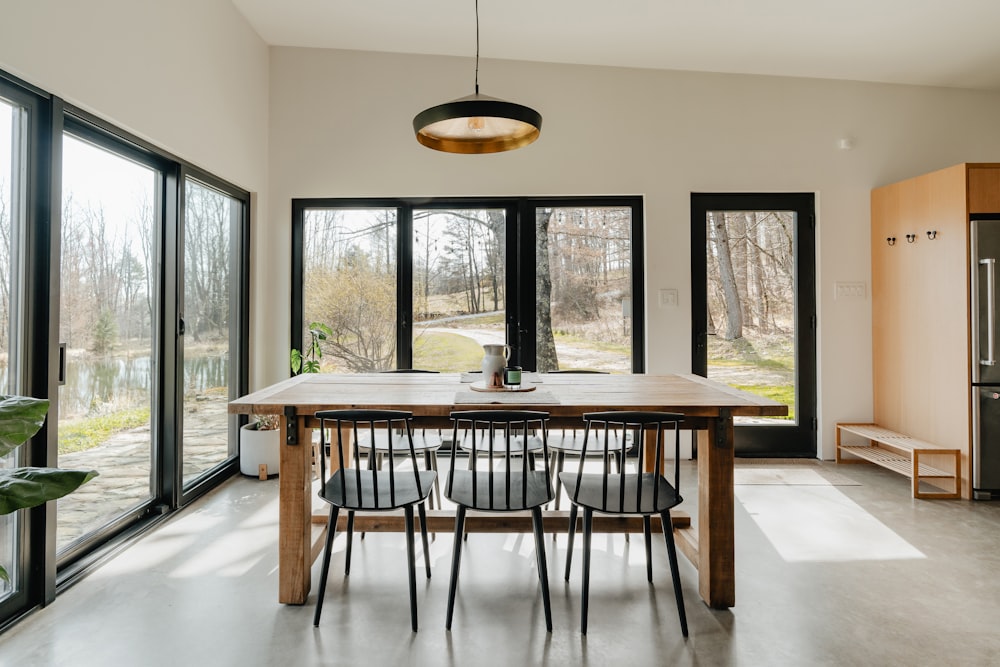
[582,507,594,635]
[404,505,418,632]
[345,511,355,575]
[313,506,340,626]
[565,503,578,581]
[553,451,565,511]
[446,505,467,630]
[361,452,377,541]
[643,515,653,582]
[418,502,432,579]
[426,451,442,511]
[531,506,553,633]
[660,511,689,637]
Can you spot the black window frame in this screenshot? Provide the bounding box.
[291,196,645,374]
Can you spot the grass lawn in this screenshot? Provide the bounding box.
[413,331,484,371]
[59,406,151,454]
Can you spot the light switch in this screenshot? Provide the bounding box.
[834,281,867,299]
[659,288,679,308]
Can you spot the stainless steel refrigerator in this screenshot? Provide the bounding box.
[972,218,1000,498]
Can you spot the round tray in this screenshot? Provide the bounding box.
[470,381,537,393]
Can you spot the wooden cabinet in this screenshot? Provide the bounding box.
[871,163,1000,499]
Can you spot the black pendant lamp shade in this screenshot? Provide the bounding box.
[413,93,542,154]
[412,0,542,154]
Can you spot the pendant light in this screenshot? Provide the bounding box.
[413,0,542,154]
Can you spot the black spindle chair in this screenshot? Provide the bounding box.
[312,409,436,632]
[561,411,688,636]
[543,370,628,510]
[362,370,444,509]
[444,410,555,632]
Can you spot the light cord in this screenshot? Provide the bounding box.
[475,0,480,95]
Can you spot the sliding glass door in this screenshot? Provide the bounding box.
[55,131,158,552]
[180,177,244,487]
[0,71,250,627]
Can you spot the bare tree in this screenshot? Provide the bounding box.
[709,211,743,340]
[535,208,559,371]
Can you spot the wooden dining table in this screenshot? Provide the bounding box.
[228,372,787,609]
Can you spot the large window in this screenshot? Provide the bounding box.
[56,132,158,551]
[292,197,644,373]
[301,208,398,371]
[0,68,250,627]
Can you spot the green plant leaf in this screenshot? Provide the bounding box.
[303,360,321,373]
[0,467,99,515]
[290,348,303,374]
[309,322,332,340]
[0,395,50,458]
[0,563,7,583]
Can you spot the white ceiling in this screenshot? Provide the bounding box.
[231,0,1000,91]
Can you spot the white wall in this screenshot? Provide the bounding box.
[0,0,269,192]
[268,47,1000,458]
[0,0,270,401]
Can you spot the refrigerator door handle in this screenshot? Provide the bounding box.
[982,258,997,366]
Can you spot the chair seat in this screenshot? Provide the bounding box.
[447,469,553,511]
[559,472,682,514]
[321,469,437,511]
[458,435,543,455]
[547,430,629,454]
[357,430,443,453]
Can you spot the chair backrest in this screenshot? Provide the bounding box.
[447,410,551,510]
[573,411,684,510]
[315,409,426,507]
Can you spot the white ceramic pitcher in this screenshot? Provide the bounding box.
[481,344,510,388]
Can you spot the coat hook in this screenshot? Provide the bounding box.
[887,236,896,246]
[926,230,937,240]
[906,234,916,243]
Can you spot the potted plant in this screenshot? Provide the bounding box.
[0,395,98,583]
[290,321,331,374]
[239,413,280,478]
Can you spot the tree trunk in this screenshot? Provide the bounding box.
[709,211,743,340]
[535,209,559,371]
[746,212,770,333]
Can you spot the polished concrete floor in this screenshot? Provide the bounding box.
[3,460,1000,666]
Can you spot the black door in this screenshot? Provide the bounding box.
[691,193,816,457]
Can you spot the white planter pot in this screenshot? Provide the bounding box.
[240,423,280,477]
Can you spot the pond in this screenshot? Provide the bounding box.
[0,352,230,420]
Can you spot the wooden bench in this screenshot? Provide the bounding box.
[835,423,961,499]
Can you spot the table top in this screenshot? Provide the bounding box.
[228,372,787,420]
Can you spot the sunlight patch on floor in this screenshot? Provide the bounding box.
[736,485,926,562]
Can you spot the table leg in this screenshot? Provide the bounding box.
[698,410,735,608]
[278,413,311,604]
